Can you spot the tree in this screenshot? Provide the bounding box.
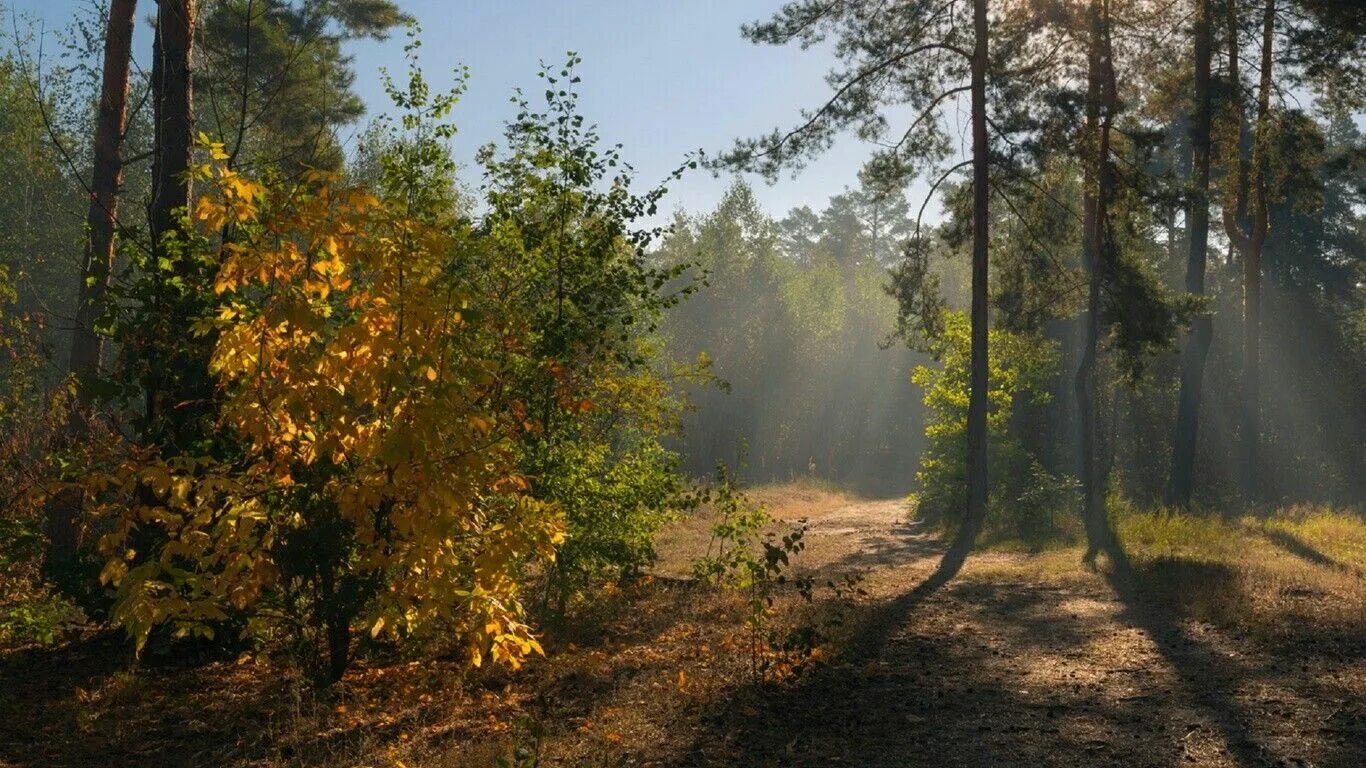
[1074,0,1121,563]
[149,0,195,257]
[48,0,139,569]
[718,0,994,577]
[658,179,931,493]
[197,0,406,174]
[0,52,88,589]
[138,0,208,452]
[1166,0,1215,507]
[69,0,137,394]
[1219,0,1276,501]
[960,0,990,573]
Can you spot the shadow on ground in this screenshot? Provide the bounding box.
[1260,528,1363,577]
[666,551,1365,768]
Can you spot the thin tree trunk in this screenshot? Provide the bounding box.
[1243,0,1273,502]
[145,0,198,443]
[327,621,351,683]
[939,0,990,576]
[46,0,138,569]
[1166,0,1214,507]
[70,0,137,391]
[150,0,195,252]
[1077,0,1120,564]
[1220,0,1273,503]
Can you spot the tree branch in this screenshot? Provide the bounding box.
[736,42,973,165]
[914,158,974,239]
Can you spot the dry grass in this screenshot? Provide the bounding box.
[1115,505,1366,637]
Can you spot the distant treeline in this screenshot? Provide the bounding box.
[656,182,931,495]
[659,137,1364,507]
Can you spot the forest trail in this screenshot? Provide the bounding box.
[653,485,1366,768]
[653,487,944,579]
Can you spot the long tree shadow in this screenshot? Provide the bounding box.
[663,567,975,766]
[665,540,1364,768]
[1260,528,1362,577]
[665,557,1175,766]
[1104,558,1264,765]
[1099,553,1363,768]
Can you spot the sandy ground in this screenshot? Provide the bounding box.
[654,488,1365,768]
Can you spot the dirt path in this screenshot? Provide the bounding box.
[661,491,1365,768]
[653,485,945,579]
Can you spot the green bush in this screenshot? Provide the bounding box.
[534,432,687,610]
[912,311,1077,540]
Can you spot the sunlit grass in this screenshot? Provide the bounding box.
[965,502,1366,633]
[1116,508,1247,562]
[1116,504,1366,570]
[1257,505,1366,569]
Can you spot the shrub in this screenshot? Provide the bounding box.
[468,59,700,612]
[0,264,84,644]
[912,311,1077,539]
[79,53,697,683]
[693,464,862,681]
[84,140,565,681]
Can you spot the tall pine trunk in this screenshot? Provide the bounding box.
[940,0,990,575]
[144,0,198,445]
[1077,0,1120,564]
[1166,0,1213,507]
[46,0,138,570]
[70,0,137,391]
[1221,0,1273,503]
[150,0,194,250]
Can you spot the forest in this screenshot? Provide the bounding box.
[0,0,1361,766]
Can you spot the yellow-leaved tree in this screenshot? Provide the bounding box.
[86,138,563,681]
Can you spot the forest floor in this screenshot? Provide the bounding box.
[2,482,1363,767]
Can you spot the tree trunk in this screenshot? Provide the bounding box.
[150,0,195,253]
[1242,0,1274,503]
[1166,0,1214,507]
[46,0,138,570]
[940,0,990,576]
[326,621,351,683]
[1077,0,1120,564]
[70,0,137,392]
[144,0,198,444]
[1220,0,1273,503]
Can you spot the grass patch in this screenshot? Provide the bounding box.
[1111,504,1366,636]
[964,502,1366,637]
[1258,505,1366,570]
[1116,504,1366,569]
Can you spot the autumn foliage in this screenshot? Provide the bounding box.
[83,142,566,679]
[38,44,708,683]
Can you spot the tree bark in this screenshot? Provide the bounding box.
[939,0,990,576]
[150,0,195,254]
[1220,0,1273,503]
[1077,0,1120,564]
[327,621,351,683]
[70,0,137,392]
[47,0,138,569]
[1166,0,1214,507]
[145,0,198,442]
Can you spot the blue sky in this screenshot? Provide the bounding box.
[6,0,939,223]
